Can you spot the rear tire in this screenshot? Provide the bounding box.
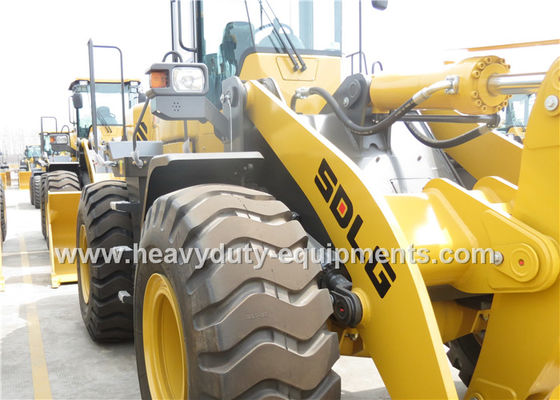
[135,184,340,399]
[29,175,34,205]
[32,175,41,209]
[76,180,134,342]
[41,171,80,241]
[0,183,6,241]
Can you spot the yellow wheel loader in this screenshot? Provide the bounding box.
[30,117,76,210]
[0,179,5,291]
[75,0,559,398]
[44,51,143,288]
[18,144,41,191]
[0,151,11,189]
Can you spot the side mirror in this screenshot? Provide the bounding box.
[72,92,83,109]
[372,0,388,10]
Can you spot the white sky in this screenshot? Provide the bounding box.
[0,0,558,157]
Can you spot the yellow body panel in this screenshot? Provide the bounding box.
[98,126,124,142]
[154,119,185,143]
[128,102,223,153]
[18,171,31,190]
[246,80,457,399]
[47,191,81,288]
[240,53,341,114]
[162,142,184,154]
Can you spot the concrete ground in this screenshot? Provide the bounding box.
[0,187,467,399]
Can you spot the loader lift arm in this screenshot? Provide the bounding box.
[239,57,560,398]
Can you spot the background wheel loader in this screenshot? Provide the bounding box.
[18,144,41,190]
[0,178,6,291]
[28,117,76,210]
[43,63,143,288]
[73,0,559,398]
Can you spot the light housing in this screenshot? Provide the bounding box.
[146,63,209,98]
[50,134,69,145]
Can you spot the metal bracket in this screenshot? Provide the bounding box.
[110,200,140,214]
[323,264,363,327]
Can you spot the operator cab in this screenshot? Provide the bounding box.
[69,79,141,139]
[189,0,342,107]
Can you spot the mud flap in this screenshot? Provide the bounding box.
[48,191,81,288]
[18,171,31,190]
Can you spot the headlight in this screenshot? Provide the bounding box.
[172,67,205,93]
[53,135,69,144]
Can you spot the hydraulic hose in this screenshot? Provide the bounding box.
[291,78,456,135]
[404,117,489,149]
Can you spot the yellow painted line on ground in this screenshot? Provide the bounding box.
[19,234,52,399]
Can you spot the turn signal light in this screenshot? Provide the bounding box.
[150,71,169,88]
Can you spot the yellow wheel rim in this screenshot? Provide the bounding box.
[78,224,91,304]
[143,273,187,399]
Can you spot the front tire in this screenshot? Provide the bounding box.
[76,180,134,342]
[41,171,80,241]
[135,184,340,399]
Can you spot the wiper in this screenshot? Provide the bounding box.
[259,2,300,71]
[96,111,112,133]
[264,0,306,71]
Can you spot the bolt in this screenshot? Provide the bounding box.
[544,95,559,111]
[343,97,350,108]
[493,251,504,266]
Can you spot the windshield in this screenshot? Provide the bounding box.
[199,0,341,104]
[497,94,535,133]
[74,82,139,137]
[200,0,341,69]
[26,146,41,158]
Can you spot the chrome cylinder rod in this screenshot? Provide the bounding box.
[488,72,545,95]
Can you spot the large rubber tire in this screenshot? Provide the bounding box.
[135,184,340,400]
[40,174,48,239]
[32,175,41,209]
[0,183,6,241]
[29,175,34,205]
[76,180,134,342]
[40,171,80,241]
[447,333,482,386]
